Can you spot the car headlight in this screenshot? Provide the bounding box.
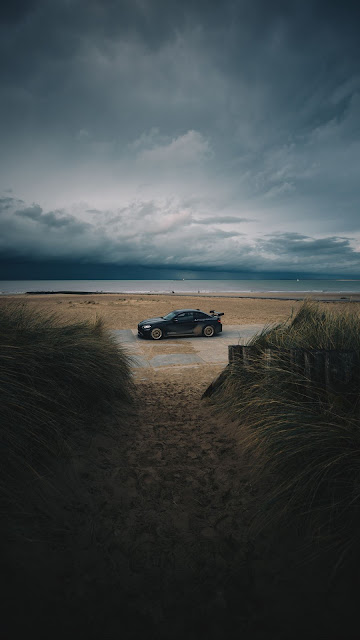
[142,324,151,329]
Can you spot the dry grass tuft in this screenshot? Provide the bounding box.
[0,301,134,542]
[209,302,360,565]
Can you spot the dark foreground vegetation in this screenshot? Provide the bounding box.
[2,300,360,639]
[210,302,360,573]
[0,303,134,637]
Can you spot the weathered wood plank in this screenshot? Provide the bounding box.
[204,346,359,399]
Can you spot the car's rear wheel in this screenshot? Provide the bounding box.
[151,327,163,340]
[203,325,215,337]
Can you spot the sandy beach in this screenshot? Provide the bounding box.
[1,291,357,330]
[2,289,356,408]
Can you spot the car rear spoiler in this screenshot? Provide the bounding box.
[210,310,224,316]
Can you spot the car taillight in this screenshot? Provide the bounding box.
[217,317,221,322]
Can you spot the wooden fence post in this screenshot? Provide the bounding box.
[228,346,359,392]
[203,346,359,400]
[228,345,243,363]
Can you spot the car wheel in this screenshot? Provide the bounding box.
[203,325,215,337]
[151,327,163,340]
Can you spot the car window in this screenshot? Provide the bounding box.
[176,312,194,321]
[163,311,177,320]
[194,312,208,320]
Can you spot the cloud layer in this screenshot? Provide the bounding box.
[1,194,359,276]
[1,1,360,276]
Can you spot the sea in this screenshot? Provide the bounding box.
[1,279,360,295]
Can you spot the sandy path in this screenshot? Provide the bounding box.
[75,365,261,637]
[3,363,354,638]
[65,365,351,639]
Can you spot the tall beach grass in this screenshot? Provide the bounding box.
[209,302,360,565]
[0,301,134,541]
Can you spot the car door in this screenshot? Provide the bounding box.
[169,311,195,335]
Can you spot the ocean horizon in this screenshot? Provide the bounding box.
[1,279,360,295]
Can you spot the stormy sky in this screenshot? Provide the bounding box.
[1,0,360,279]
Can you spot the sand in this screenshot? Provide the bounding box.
[1,291,356,330]
[60,364,348,638]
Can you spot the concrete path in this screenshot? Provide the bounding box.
[110,324,265,368]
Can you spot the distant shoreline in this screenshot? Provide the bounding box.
[3,290,360,302]
[1,277,360,298]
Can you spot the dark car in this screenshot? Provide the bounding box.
[138,309,224,340]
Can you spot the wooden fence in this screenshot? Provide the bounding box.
[203,345,359,398]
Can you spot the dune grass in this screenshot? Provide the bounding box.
[0,301,134,541]
[209,302,360,564]
[249,300,360,351]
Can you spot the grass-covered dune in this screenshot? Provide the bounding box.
[209,302,360,564]
[1,301,134,484]
[0,302,134,632]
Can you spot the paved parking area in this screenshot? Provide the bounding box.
[110,324,265,368]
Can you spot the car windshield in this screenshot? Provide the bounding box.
[163,311,178,320]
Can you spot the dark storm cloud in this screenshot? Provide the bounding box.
[2,0,359,140]
[14,204,89,230]
[0,196,19,210]
[1,0,39,24]
[1,1,360,276]
[14,205,43,221]
[259,233,359,271]
[0,196,133,262]
[263,233,354,257]
[1,194,359,276]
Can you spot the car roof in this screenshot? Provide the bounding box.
[173,309,209,314]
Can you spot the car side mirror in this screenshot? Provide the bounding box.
[173,317,178,322]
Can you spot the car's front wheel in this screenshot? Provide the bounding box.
[151,327,163,340]
[203,325,215,337]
